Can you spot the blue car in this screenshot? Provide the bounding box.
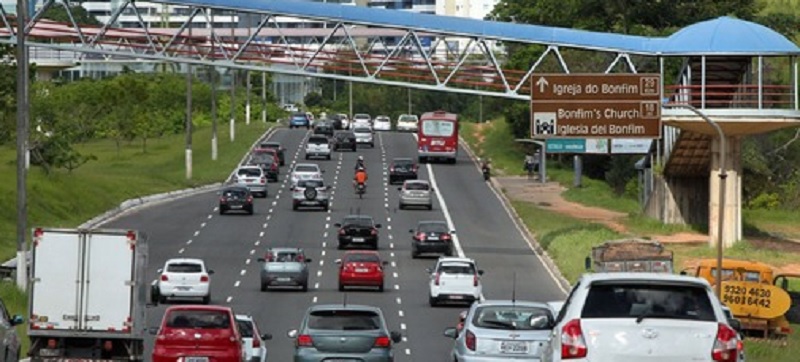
[290,113,311,129]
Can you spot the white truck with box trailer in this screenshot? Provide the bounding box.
[27,228,147,361]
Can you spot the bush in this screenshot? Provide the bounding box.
[747,192,781,210]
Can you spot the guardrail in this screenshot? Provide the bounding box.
[664,84,795,110]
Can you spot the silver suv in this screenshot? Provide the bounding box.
[292,178,330,211]
[305,135,332,160]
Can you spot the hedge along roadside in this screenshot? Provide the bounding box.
[457,136,572,294]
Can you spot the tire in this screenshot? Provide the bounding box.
[219,208,226,215]
[338,283,345,292]
[326,155,331,160]
[370,143,374,148]
[398,203,405,210]
[305,155,309,160]
[247,207,254,215]
[378,283,384,293]
[202,295,210,305]
[429,296,437,307]
[260,282,267,292]
[337,242,344,250]
[301,282,308,292]
[292,203,299,211]
[411,248,418,259]
[158,295,167,304]
[323,203,329,212]
[351,146,356,152]
[427,204,433,211]
[419,157,426,164]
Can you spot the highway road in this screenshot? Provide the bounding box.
[102,127,567,361]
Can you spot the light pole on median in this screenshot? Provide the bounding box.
[663,103,727,300]
[16,0,30,291]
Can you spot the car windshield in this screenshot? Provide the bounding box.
[309,137,328,144]
[419,222,448,233]
[354,128,371,133]
[581,282,716,322]
[166,310,230,329]
[295,165,319,173]
[439,263,475,275]
[249,154,274,164]
[222,189,247,198]
[307,310,381,331]
[472,306,553,331]
[354,114,370,119]
[405,182,430,191]
[345,253,380,263]
[399,115,417,122]
[343,217,373,227]
[292,115,307,121]
[236,319,254,338]
[166,263,202,273]
[298,180,324,188]
[260,143,279,149]
[336,133,354,139]
[275,251,303,262]
[238,168,262,177]
[421,120,455,137]
[393,160,413,167]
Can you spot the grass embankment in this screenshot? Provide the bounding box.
[0,121,273,354]
[463,119,800,361]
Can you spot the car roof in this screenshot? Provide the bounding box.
[474,300,553,310]
[421,110,457,121]
[308,304,382,313]
[580,272,712,287]
[269,247,304,253]
[165,258,205,265]
[418,220,447,226]
[404,180,429,185]
[438,257,475,263]
[294,163,320,169]
[235,314,254,321]
[344,250,380,256]
[166,305,232,313]
[239,165,263,170]
[392,158,414,162]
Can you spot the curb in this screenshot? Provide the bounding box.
[4,125,281,269]
[458,136,573,294]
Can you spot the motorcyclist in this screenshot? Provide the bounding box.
[480,158,491,180]
[354,155,366,171]
[354,166,368,190]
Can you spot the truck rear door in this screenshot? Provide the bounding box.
[83,231,135,331]
[30,229,82,330]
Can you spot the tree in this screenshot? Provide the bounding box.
[41,4,101,26]
[0,44,15,144]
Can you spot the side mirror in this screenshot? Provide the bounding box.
[148,327,159,335]
[304,258,313,263]
[451,230,456,234]
[478,270,484,276]
[10,315,23,326]
[382,261,389,266]
[390,331,402,343]
[443,327,458,339]
[409,229,415,233]
[397,187,402,191]
[334,223,342,228]
[208,270,215,275]
[287,329,298,338]
[425,268,432,274]
[375,224,382,228]
[335,259,342,264]
[584,256,591,271]
[257,258,266,263]
[261,333,273,341]
[157,268,163,273]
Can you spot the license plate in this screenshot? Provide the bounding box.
[500,341,529,354]
[39,348,60,357]
[353,237,365,242]
[432,139,445,146]
[176,286,191,291]
[185,358,210,362]
[230,205,243,209]
[355,268,369,273]
[277,277,291,282]
[449,295,463,300]
[428,236,439,240]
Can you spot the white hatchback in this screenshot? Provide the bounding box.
[428,257,483,306]
[235,314,271,362]
[156,258,213,304]
[396,114,419,132]
[373,115,392,131]
[353,127,374,148]
[290,163,323,185]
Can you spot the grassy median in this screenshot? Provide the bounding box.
[0,121,273,355]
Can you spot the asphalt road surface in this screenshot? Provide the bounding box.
[102,128,567,361]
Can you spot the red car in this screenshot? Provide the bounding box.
[152,305,245,362]
[249,149,280,182]
[336,251,387,292]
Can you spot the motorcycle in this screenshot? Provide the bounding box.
[481,164,490,181]
[356,183,366,199]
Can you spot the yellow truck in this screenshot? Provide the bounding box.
[684,259,797,338]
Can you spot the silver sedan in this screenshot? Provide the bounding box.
[258,247,311,291]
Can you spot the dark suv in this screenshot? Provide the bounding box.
[219,186,254,215]
[388,158,418,184]
[258,141,286,166]
[314,121,335,137]
[333,131,357,152]
[247,152,280,182]
[334,215,382,250]
[410,221,454,258]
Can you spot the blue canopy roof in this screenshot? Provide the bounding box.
[163,0,800,55]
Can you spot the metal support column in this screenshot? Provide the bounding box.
[210,66,218,160]
[15,0,30,291]
[262,72,267,123]
[186,63,194,179]
[245,70,251,125]
[230,69,236,142]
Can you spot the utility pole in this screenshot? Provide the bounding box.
[245,70,251,125]
[16,0,30,291]
[261,72,267,123]
[185,25,193,180]
[210,66,218,160]
[230,11,236,141]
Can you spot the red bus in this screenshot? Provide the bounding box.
[417,110,459,164]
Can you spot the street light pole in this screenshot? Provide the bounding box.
[16,0,30,291]
[664,103,727,300]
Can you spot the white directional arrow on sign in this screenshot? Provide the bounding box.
[536,77,549,93]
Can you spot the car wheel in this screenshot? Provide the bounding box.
[260,282,267,292]
[247,207,254,215]
[305,155,309,160]
[292,203,298,211]
[158,295,167,304]
[370,143,374,148]
[301,282,308,292]
[378,283,384,293]
[202,295,210,305]
[398,203,405,210]
[338,283,345,292]
[219,207,226,215]
[323,204,329,212]
[427,204,433,210]
[351,146,356,152]
[411,248,418,259]
[326,155,331,160]
[429,296,437,307]
[337,243,344,250]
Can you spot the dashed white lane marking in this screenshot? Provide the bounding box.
[317,270,323,277]
[326,216,331,221]
[207,214,212,219]
[394,284,400,290]
[226,296,233,303]
[255,241,260,246]
[240,269,246,276]
[178,248,184,254]
[391,261,396,267]
[393,272,398,278]
[200,222,206,228]
[266,215,271,220]
[398,310,404,317]
[250,249,256,255]
[313,296,318,303]
[321,250,326,256]
[387,217,391,222]
[245,259,251,265]
[324,223,329,229]
[213,207,219,211]
[319,260,324,266]
[390,252,395,257]
[323,231,328,238]
[396,297,402,304]
[314,282,320,289]
[390,243,394,249]
[388,234,393,240]
[405,348,411,355]
[400,323,407,330]
[387,225,392,230]
[262,223,267,228]
[322,241,327,248]
[234,281,240,287]
[193,231,199,236]
[187,240,192,244]
[259,231,265,237]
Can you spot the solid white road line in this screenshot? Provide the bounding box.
[425,163,465,258]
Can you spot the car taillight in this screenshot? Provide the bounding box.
[252,335,261,348]
[271,164,277,171]
[160,274,168,281]
[712,323,739,362]
[247,196,253,202]
[371,229,378,236]
[561,319,588,359]
[339,229,346,235]
[297,334,313,347]
[465,330,476,351]
[390,167,395,172]
[296,255,304,262]
[416,232,426,241]
[200,275,209,282]
[261,177,266,184]
[374,336,391,348]
[441,234,451,240]
[473,274,479,287]
[266,252,274,262]
[219,197,227,203]
[434,273,441,286]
